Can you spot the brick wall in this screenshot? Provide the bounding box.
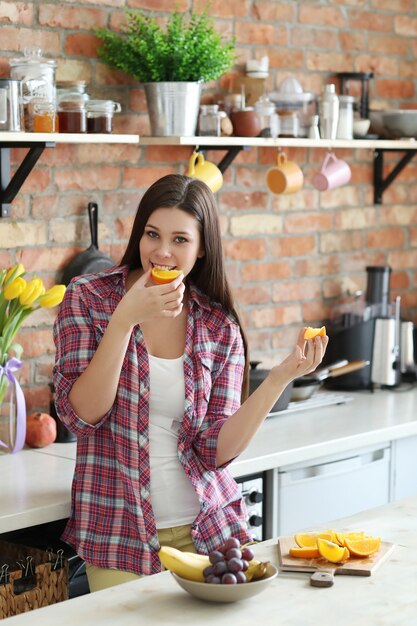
[1,0,417,411]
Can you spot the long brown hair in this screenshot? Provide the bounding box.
[120,174,249,401]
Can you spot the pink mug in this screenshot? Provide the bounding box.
[312,152,351,191]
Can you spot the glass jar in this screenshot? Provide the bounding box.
[56,80,89,105]
[58,100,86,133]
[86,100,121,133]
[33,102,57,133]
[254,95,279,138]
[336,94,355,140]
[278,110,299,137]
[198,104,221,136]
[9,48,57,131]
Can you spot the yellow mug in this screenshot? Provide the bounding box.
[186,152,223,193]
[266,152,304,195]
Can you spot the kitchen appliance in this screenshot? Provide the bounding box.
[400,321,417,380]
[323,266,402,390]
[335,71,374,120]
[0,79,24,132]
[236,472,265,541]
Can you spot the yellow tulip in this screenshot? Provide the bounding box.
[19,278,45,306]
[38,284,66,309]
[5,263,25,285]
[3,277,27,300]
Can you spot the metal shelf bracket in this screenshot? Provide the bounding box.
[373,148,417,205]
[198,144,246,173]
[0,141,55,217]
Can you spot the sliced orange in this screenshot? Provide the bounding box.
[304,326,326,340]
[344,537,381,557]
[294,530,335,548]
[289,546,320,559]
[151,267,182,285]
[335,530,365,546]
[317,539,349,564]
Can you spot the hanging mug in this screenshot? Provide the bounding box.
[312,152,352,191]
[186,152,223,193]
[266,151,304,194]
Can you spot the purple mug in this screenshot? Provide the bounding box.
[312,152,351,191]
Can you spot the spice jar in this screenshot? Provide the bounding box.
[86,100,121,133]
[278,110,299,137]
[254,95,279,138]
[198,104,221,136]
[58,100,86,133]
[33,102,57,133]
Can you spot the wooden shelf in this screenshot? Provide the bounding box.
[0,132,139,144]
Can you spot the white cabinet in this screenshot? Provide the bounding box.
[391,435,417,501]
[267,443,391,537]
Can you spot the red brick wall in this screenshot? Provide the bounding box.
[1,1,417,410]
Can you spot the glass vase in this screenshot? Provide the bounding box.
[0,373,20,454]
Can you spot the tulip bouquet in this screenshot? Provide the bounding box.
[0,264,66,452]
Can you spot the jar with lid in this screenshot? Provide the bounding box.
[86,100,121,133]
[278,110,299,137]
[56,80,89,105]
[198,104,221,136]
[254,95,279,138]
[33,102,57,133]
[58,100,86,133]
[9,48,57,131]
[336,94,354,140]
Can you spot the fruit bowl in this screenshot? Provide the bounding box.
[170,563,278,603]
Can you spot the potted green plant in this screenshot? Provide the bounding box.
[96,9,236,136]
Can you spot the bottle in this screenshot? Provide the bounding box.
[198,104,221,136]
[308,115,320,139]
[337,95,354,140]
[319,84,339,140]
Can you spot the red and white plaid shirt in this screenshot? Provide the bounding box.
[53,265,250,575]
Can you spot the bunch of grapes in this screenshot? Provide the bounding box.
[203,537,255,585]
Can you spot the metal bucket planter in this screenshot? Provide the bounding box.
[144,82,202,136]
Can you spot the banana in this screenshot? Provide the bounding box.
[158,546,210,582]
[245,559,269,582]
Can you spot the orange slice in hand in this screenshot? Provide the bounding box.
[151,267,182,285]
[304,326,326,340]
[289,546,320,559]
[317,539,350,563]
[294,530,335,548]
[344,537,381,557]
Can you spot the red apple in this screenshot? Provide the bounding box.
[25,412,57,448]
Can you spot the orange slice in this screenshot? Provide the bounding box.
[317,539,349,564]
[151,267,182,285]
[289,546,320,559]
[294,530,335,548]
[335,531,365,546]
[344,537,381,557]
[304,326,326,340]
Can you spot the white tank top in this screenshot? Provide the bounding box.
[148,353,200,528]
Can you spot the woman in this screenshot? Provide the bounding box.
[53,174,328,591]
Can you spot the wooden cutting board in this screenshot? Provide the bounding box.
[277,535,396,587]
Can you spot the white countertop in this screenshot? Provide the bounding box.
[1,388,417,533]
[3,495,416,626]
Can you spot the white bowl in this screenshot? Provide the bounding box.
[353,118,371,137]
[171,563,278,603]
[382,110,417,138]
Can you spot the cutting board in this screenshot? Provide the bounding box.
[277,535,396,587]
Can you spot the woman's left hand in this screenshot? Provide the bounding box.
[269,328,329,387]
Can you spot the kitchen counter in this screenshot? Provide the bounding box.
[1,387,417,533]
[3,494,416,626]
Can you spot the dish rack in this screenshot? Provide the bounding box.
[268,391,353,418]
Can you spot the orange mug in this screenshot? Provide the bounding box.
[266,152,304,194]
[186,152,223,193]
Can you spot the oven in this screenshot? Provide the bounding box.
[236,471,268,542]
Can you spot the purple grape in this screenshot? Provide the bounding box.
[227,557,243,573]
[203,565,214,577]
[242,547,255,562]
[205,575,221,584]
[226,548,242,560]
[223,537,240,552]
[235,571,247,584]
[209,550,225,564]
[222,572,237,585]
[241,559,249,572]
[213,560,227,576]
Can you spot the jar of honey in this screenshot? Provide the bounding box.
[33,102,57,132]
[58,100,86,133]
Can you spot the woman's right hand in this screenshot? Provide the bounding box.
[114,269,185,330]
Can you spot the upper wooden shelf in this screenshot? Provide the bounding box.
[0,132,139,144]
[138,135,417,150]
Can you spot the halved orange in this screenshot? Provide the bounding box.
[317,539,350,564]
[304,326,326,340]
[294,530,335,548]
[151,267,182,285]
[289,546,320,559]
[344,537,381,557]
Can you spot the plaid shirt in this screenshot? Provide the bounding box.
[53,265,250,575]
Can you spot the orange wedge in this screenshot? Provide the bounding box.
[151,267,182,285]
[294,530,335,548]
[304,326,326,340]
[289,546,320,559]
[335,531,365,546]
[344,537,381,557]
[317,539,350,564]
